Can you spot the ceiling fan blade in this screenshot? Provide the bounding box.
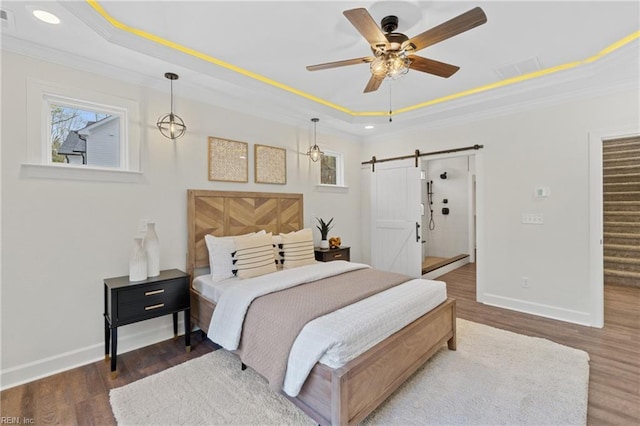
[343,8,389,49]
[402,7,487,53]
[408,56,460,78]
[306,56,374,71]
[364,74,384,93]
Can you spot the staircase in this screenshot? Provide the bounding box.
[603,136,640,288]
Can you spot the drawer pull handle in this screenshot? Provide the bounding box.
[145,303,165,311]
[145,289,165,296]
[333,254,342,258]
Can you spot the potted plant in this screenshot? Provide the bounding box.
[315,217,334,249]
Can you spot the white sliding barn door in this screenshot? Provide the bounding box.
[370,159,422,277]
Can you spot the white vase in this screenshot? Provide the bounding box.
[319,239,329,249]
[144,222,160,277]
[129,237,147,281]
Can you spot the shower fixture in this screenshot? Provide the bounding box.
[426,180,435,230]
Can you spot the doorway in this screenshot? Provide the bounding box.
[589,127,640,328]
[601,135,640,288]
[420,155,476,277]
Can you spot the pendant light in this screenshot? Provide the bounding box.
[307,118,323,162]
[156,72,186,140]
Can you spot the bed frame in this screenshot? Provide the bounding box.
[186,189,456,426]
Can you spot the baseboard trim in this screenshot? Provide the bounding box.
[422,257,471,280]
[479,293,594,327]
[0,320,185,391]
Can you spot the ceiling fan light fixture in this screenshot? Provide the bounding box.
[370,56,387,77]
[307,7,487,93]
[387,52,411,79]
[156,72,186,140]
[307,118,324,162]
[369,52,411,80]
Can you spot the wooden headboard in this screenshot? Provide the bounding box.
[186,190,304,276]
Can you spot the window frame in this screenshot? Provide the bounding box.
[23,78,142,182]
[44,94,127,168]
[319,149,345,187]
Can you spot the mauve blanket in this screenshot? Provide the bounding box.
[236,268,410,391]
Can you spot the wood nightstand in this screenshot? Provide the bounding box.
[315,246,350,262]
[103,269,190,378]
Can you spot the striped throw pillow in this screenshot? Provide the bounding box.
[205,230,265,281]
[232,232,276,279]
[280,228,316,269]
[272,234,284,267]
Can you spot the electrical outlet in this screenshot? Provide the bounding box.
[522,277,530,288]
[522,213,544,224]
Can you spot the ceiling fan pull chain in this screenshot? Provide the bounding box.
[389,82,393,122]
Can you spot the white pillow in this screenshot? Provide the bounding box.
[280,228,316,269]
[232,232,277,279]
[204,230,265,281]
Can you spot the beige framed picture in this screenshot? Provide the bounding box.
[208,137,248,182]
[254,144,286,184]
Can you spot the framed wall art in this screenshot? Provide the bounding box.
[208,137,248,182]
[254,144,286,184]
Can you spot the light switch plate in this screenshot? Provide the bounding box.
[535,186,550,198]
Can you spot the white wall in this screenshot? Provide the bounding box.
[0,52,363,389]
[362,89,639,327]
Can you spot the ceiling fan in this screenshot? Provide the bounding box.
[306,7,487,93]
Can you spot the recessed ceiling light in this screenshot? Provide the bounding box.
[32,10,60,25]
[364,125,374,130]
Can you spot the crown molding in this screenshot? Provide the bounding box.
[3,32,638,139]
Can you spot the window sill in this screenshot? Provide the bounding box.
[316,184,349,193]
[21,163,143,183]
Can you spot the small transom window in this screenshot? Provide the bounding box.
[24,78,141,181]
[320,150,344,186]
[46,96,125,169]
[48,99,123,168]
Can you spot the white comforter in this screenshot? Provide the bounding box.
[208,261,370,349]
[208,261,447,397]
[283,277,446,396]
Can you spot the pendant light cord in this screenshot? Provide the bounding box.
[170,79,174,114]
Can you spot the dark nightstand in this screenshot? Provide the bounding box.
[315,246,350,262]
[103,268,190,378]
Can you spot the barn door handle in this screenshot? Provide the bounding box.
[416,222,421,242]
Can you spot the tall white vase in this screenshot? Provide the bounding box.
[129,237,147,281]
[144,222,160,277]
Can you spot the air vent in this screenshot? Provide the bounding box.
[494,56,543,80]
[1,8,15,32]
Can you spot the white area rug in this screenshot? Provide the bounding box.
[110,319,589,425]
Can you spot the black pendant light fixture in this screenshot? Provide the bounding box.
[307,118,323,162]
[156,72,186,140]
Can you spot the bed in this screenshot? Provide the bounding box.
[186,189,456,426]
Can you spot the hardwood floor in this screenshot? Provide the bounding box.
[443,264,640,425]
[0,333,218,425]
[2,263,638,425]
